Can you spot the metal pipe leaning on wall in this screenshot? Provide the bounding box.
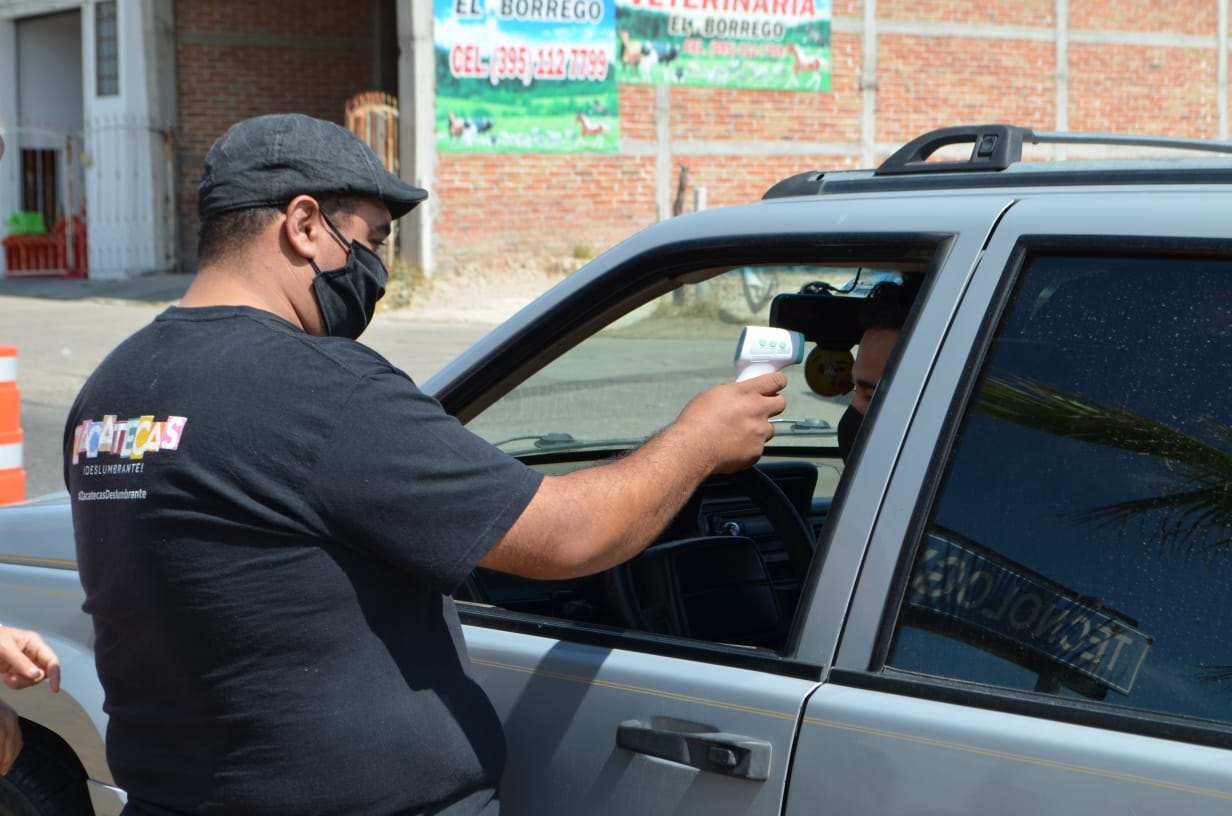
[0,346,25,505]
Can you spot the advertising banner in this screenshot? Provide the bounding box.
[615,0,831,91]
[434,0,619,153]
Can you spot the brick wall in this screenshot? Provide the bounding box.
[172,1,1232,275]
[429,2,1232,272]
[174,0,374,266]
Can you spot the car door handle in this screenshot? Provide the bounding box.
[616,719,771,781]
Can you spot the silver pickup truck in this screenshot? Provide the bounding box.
[2,125,1230,815]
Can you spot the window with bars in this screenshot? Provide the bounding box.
[20,148,59,229]
[95,1,118,97]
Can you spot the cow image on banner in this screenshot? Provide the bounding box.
[434,0,619,153]
[616,0,832,91]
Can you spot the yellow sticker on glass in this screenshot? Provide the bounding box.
[805,346,854,397]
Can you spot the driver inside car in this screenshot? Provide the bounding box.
[835,278,922,461]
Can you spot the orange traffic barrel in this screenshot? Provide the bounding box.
[0,346,24,505]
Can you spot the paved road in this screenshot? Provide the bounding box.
[0,275,499,499]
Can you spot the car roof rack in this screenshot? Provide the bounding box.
[876,123,1232,175]
[762,123,1232,199]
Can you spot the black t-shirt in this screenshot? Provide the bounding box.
[64,306,543,815]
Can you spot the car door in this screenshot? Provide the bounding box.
[789,190,1232,814]
[423,193,1015,814]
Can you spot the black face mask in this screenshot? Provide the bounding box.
[837,404,864,463]
[310,215,388,340]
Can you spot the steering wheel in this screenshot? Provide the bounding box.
[607,465,816,637]
[702,466,816,576]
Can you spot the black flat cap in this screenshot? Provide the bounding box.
[197,113,428,220]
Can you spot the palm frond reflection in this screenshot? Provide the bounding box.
[975,376,1232,565]
[974,375,1232,692]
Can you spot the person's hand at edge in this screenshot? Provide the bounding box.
[0,626,57,775]
[0,699,20,775]
[0,626,61,693]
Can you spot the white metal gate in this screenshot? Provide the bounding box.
[0,124,87,278]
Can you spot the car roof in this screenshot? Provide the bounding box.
[763,123,1232,200]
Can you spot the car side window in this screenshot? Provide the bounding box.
[459,262,900,648]
[465,265,859,460]
[889,253,1232,727]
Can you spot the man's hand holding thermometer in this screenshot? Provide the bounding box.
[660,327,795,477]
[734,326,805,381]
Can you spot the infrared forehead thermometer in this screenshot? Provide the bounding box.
[734,326,805,381]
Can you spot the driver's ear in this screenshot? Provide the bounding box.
[283,195,322,261]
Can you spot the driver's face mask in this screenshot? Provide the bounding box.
[836,404,863,463]
[309,212,388,340]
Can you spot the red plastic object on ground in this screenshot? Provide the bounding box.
[2,216,87,278]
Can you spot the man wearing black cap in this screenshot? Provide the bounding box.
[64,113,786,815]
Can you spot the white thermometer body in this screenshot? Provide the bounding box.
[734,326,805,381]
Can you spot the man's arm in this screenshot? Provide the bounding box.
[480,372,787,580]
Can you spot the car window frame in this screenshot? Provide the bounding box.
[792,202,1015,663]
[450,236,932,680]
[832,192,1232,749]
[437,194,1022,675]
